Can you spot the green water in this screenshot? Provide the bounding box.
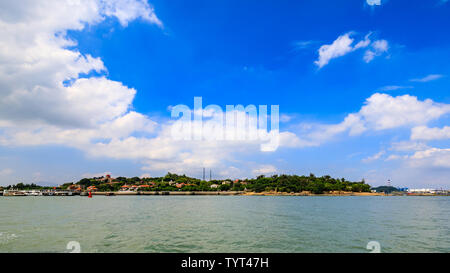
[0,196,448,253]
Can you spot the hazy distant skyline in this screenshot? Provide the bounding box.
[0,0,449,188]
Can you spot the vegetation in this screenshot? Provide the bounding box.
[67,173,371,194]
[3,173,371,194]
[370,186,399,194]
[4,183,54,190]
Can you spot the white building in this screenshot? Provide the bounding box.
[407,189,436,194]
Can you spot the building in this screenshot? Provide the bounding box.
[96,174,115,183]
[408,189,436,194]
[86,186,97,192]
[175,183,185,188]
[120,185,130,191]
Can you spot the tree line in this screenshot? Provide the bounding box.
[2,173,372,194]
[73,173,371,194]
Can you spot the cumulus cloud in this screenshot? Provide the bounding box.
[293,93,450,146]
[411,126,450,141]
[358,93,449,130]
[315,33,356,68]
[408,148,450,169]
[0,0,161,130]
[315,32,388,68]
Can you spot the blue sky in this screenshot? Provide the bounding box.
[0,0,449,188]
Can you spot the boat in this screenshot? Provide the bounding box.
[54,191,72,196]
[25,190,42,196]
[3,190,26,196]
[105,192,115,196]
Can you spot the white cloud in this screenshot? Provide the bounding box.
[315,33,355,68]
[81,171,113,178]
[277,131,317,148]
[389,141,429,152]
[410,74,444,83]
[280,114,293,123]
[354,33,372,50]
[140,173,152,178]
[385,154,404,161]
[252,165,277,176]
[408,148,450,169]
[364,145,450,188]
[294,93,450,146]
[292,40,318,50]
[358,93,449,130]
[377,85,413,91]
[362,150,385,163]
[364,39,388,63]
[302,113,366,145]
[102,0,162,27]
[0,0,161,130]
[0,111,156,148]
[315,32,388,68]
[0,168,13,176]
[411,126,450,141]
[366,0,381,6]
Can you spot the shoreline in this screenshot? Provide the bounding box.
[2,190,448,197]
[90,191,445,197]
[92,191,385,196]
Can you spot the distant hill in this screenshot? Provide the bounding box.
[371,186,398,193]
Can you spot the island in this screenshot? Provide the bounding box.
[2,173,373,196]
[1,173,448,196]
